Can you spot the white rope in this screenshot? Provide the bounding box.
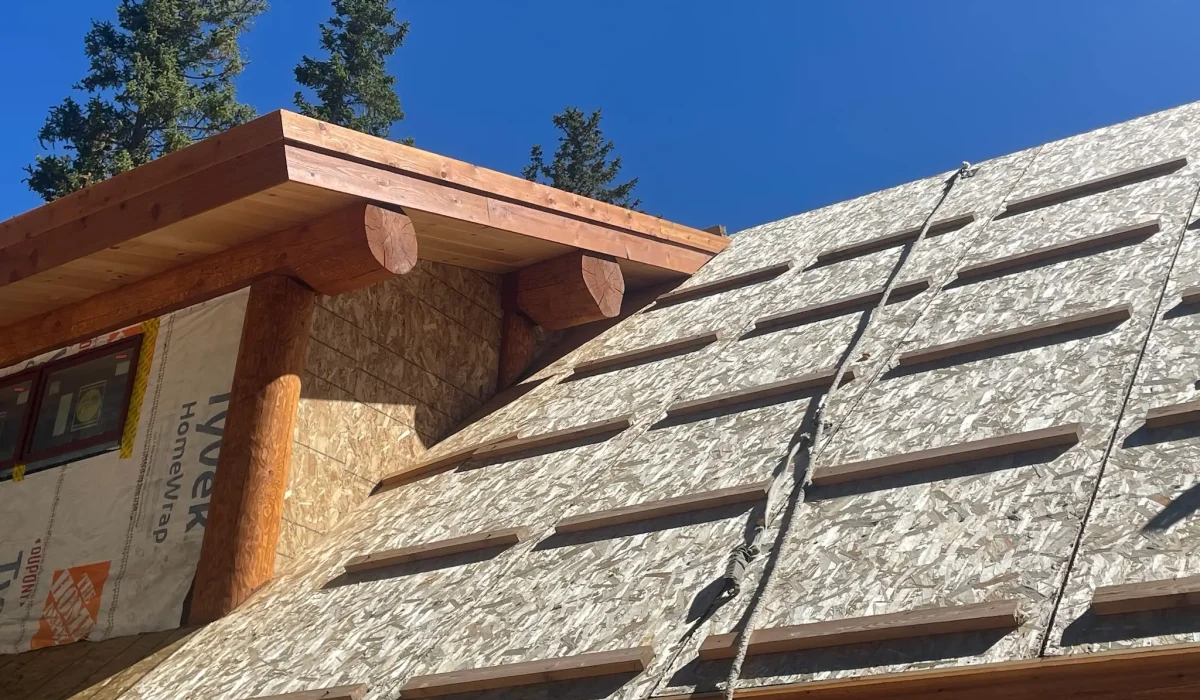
[719,163,973,699]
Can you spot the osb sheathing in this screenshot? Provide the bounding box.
[113,101,1200,700]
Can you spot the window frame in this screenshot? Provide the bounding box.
[7,335,144,473]
[0,367,41,472]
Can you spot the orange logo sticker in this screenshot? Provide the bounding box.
[31,561,110,649]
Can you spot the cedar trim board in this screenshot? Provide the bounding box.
[655,640,1200,699]
[811,423,1082,487]
[399,646,656,698]
[813,213,976,265]
[655,262,794,308]
[554,480,772,534]
[375,431,521,492]
[471,417,633,461]
[570,331,722,378]
[752,278,932,334]
[697,599,1022,660]
[954,220,1162,283]
[665,369,855,420]
[1145,400,1200,429]
[1002,156,1189,216]
[1092,574,1200,615]
[242,685,368,700]
[1181,286,1200,305]
[894,304,1132,369]
[344,527,531,574]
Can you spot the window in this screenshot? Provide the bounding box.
[0,336,143,480]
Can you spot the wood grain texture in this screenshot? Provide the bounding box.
[0,202,415,369]
[1002,156,1188,216]
[1092,574,1200,615]
[189,275,315,624]
[554,480,771,534]
[752,279,931,334]
[515,252,625,330]
[698,599,1023,660]
[813,213,976,265]
[375,431,522,493]
[954,220,1161,283]
[398,646,655,698]
[655,262,793,307]
[571,331,721,378]
[812,423,1083,487]
[657,641,1200,699]
[665,369,854,419]
[471,417,632,461]
[1144,399,1200,429]
[895,305,1132,368]
[344,527,531,574]
[498,310,537,389]
[242,685,368,700]
[1180,286,1200,305]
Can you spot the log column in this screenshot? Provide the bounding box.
[189,274,315,624]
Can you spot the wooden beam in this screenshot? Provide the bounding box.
[704,224,728,236]
[812,423,1082,487]
[655,263,793,308]
[813,213,976,265]
[554,481,771,534]
[1003,157,1188,216]
[472,417,633,462]
[189,275,314,624]
[1145,399,1200,429]
[1092,574,1200,615]
[954,221,1160,283]
[570,331,722,378]
[375,431,521,493]
[656,640,1200,700]
[752,279,931,334]
[498,311,537,389]
[0,203,416,369]
[698,599,1023,661]
[514,252,625,330]
[399,646,656,698]
[895,305,1132,369]
[344,527,531,574]
[242,685,368,700]
[1182,287,1200,305]
[665,369,854,420]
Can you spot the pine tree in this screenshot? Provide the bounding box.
[522,107,640,209]
[25,0,266,202]
[294,0,409,141]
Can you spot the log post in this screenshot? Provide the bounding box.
[188,274,315,624]
[514,252,624,330]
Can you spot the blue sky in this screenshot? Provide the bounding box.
[2,2,1198,232]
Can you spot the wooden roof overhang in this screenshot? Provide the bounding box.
[0,110,727,366]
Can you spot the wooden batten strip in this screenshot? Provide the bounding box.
[698,599,1023,660]
[955,220,1161,283]
[1180,286,1200,305]
[655,263,793,307]
[571,331,722,378]
[1092,574,1200,615]
[471,417,633,461]
[753,278,931,333]
[812,423,1082,487]
[242,685,368,700]
[665,369,854,420]
[400,646,656,698]
[814,213,976,265]
[376,431,521,492]
[1145,399,1200,429]
[344,527,530,574]
[554,481,771,535]
[1003,157,1188,216]
[895,304,1132,369]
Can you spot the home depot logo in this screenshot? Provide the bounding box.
[30,561,110,649]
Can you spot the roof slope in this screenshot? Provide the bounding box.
[112,101,1200,699]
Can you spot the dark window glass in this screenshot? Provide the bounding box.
[26,343,138,465]
[0,375,35,464]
